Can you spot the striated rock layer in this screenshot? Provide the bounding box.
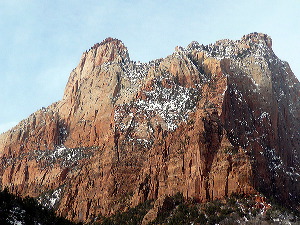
[0,34,299,222]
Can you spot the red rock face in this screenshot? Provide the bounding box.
[0,33,299,222]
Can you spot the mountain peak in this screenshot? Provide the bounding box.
[0,33,299,224]
[241,32,272,48]
[91,37,125,50]
[81,37,130,68]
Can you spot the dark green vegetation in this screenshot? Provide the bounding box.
[95,200,153,225]
[1,188,299,225]
[0,188,80,225]
[94,193,300,225]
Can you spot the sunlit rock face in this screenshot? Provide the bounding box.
[0,33,299,223]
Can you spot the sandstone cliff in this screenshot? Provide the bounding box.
[0,33,299,223]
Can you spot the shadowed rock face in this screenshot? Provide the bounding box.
[0,33,299,222]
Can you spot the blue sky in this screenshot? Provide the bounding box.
[0,0,299,133]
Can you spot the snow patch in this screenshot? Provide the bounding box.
[38,186,63,209]
[258,112,269,120]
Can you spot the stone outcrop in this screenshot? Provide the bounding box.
[0,33,299,223]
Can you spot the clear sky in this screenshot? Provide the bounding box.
[0,0,299,133]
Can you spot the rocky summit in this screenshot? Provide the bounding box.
[0,33,299,223]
